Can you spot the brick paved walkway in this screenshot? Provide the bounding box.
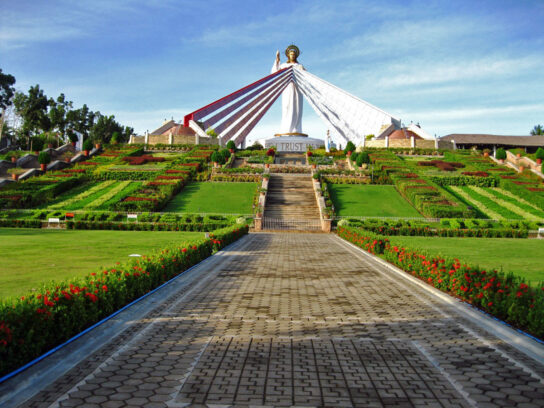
[11,233,544,407]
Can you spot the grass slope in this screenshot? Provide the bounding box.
[0,228,201,298]
[330,184,421,217]
[390,236,544,285]
[164,182,257,214]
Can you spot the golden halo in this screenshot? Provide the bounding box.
[284,44,300,58]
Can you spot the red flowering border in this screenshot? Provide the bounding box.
[0,224,249,376]
[338,226,544,340]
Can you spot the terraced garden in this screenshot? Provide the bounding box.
[447,186,544,221]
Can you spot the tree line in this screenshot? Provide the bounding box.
[0,68,133,150]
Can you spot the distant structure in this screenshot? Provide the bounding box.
[180,45,434,151]
[440,134,544,153]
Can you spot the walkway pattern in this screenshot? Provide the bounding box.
[20,233,544,407]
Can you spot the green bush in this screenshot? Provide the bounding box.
[38,151,51,165]
[82,139,94,152]
[536,148,544,161]
[496,148,506,160]
[344,141,356,154]
[31,137,44,152]
[226,140,235,150]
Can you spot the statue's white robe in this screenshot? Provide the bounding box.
[271,60,305,134]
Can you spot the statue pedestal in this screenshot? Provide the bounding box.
[265,135,325,152]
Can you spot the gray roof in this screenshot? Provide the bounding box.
[440,134,544,147]
[150,120,177,136]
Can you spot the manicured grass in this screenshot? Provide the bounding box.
[389,236,544,285]
[329,184,421,217]
[0,228,202,298]
[163,182,257,214]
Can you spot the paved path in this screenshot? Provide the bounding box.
[8,233,544,407]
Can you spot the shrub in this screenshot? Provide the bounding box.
[536,147,544,160]
[359,151,370,164]
[496,148,506,160]
[344,141,356,154]
[38,151,51,165]
[266,148,275,157]
[210,151,220,163]
[31,137,44,152]
[82,139,94,152]
[226,140,235,150]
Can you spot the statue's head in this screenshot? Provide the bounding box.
[285,44,300,63]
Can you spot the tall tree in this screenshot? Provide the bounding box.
[89,114,126,144]
[0,69,16,112]
[66,104,95,138]
[49,93,73,142]
[0,69,16,140]
[530,124,543,135]
[13,85,51,138]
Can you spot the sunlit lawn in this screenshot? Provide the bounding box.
[0,228,202,298]
[330,184,420,217]
[164,182,257,214]
[390,236,544,285]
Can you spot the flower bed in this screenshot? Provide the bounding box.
[0,224,249,376]
[337,226,544,339]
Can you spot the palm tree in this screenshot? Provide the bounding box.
[530,124,544,135]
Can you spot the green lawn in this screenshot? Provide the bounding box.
[164,182,257,214]
[389,236,544,285]
[0,229,202,299]
[330,184,421,217]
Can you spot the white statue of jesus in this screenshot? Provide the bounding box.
[271,44,305,135]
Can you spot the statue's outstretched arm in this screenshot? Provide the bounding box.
[271,50,281,73]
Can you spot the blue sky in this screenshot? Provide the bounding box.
[1,0,543,143]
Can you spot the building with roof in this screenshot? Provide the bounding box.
[439,134,544,153]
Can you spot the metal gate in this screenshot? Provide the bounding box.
[262,217,322,231]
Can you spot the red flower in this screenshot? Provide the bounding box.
[102,285,108,292]
[488,302,493,307]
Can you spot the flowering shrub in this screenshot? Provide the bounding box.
[0,224,248,376]
[337,226,544,339]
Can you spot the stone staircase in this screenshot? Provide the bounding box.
[263,173,321,231]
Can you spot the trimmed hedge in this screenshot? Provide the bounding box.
[430,175,499,187]
[0,219,42,228]
[338,226,544,339]
[358,224,528,238]
[0,224,249,376]
[66,220,232,232]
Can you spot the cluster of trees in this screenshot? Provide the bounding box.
[0,69,133,149]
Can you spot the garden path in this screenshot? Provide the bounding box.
[7,233,544,407]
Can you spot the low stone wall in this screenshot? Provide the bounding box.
[363,139,451,149]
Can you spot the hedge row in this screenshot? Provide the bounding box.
[66,220,233,231]
[392,174,474,218]
[338,226,543,339]
[210,174,262,182]
[357,224,528,238]
[429,175,499,187]
[0,219,42,228]
[0,224,249,376]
